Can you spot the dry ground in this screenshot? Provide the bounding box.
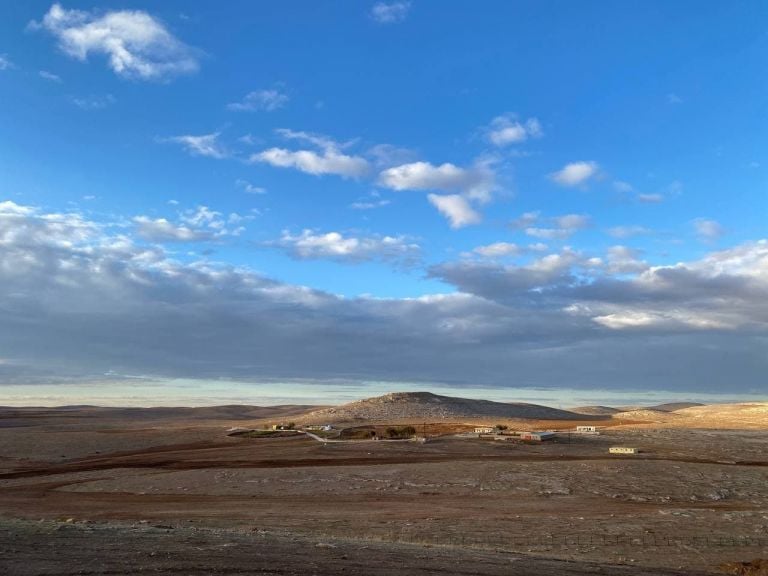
[0,407,766,575]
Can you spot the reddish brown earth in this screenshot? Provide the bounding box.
[0,405,766,575]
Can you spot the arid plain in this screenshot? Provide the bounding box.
[1,393,766,575]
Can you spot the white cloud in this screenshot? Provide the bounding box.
[607,225,652,239]
[227,88,289,112]
[472,242,521,258]
[604,245,649,274]
[637,193,664,204]
[427,194,481,229]
[486,115,542,147]
[272,230,419,264]
[134,205,250,243]
[165,132,227,159]
[253,148,369,178]
[252,129,369,178]
[133,216,207,242]
[525,213,590,240]
[509,211,540,230]
[550,161,600,187]
[33,3,198,81]
[350,198,391,210]
[693,218,724,242]
[0,54,14,70]
[39,69,62,82]
[236,179,266,195]
[371,1,411,23]
[379,160,495,202]
[613,180,633,193]
[71,94,115,109]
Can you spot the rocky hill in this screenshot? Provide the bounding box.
[570,405,622,416]
[302,392,594,423]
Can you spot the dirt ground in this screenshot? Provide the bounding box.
[0,407,766,575]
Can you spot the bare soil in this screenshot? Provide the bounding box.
[0,406,766,575]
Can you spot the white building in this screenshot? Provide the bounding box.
[609,446,638,454]
[474,426,494,434]
[575,425,597,433]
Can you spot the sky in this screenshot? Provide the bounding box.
[0,1,766,405]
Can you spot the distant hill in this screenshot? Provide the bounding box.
[617,402,705,412]
[570,405,622,416]
[302,392,595,423]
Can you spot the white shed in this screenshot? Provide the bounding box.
[609,446,638,454]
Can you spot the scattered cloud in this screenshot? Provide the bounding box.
[509,211,541,230]
[39,69,62,82]
[485,114,542,147]
[693,218,724,242]
[271,229,420,264]
[227,88,289,112]
[236,179,266,195]
[379,160,495,202]
[667,93,683,105]
[32,3,199,81]
[252,129,369,178]
[0,54,13,70]
[550,161,600,187]
[524,213,591,240]
[472,242,521,258]
[371,1,411,24]
[607,225,653,239]
[133,216,208,242]
[637,193,664,204]
[350,192,391,210]
[134,206,250,243]
[427,194,481,229]
[164,132,227,159]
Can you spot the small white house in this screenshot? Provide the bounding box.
[576,425,597,433]
[474,426,494,434]
[609,446,638,454]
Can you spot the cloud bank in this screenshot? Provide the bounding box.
[0,200,765,393]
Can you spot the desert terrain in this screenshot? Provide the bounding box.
[0,392,766,575]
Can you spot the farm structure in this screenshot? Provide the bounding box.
[609,446,639,454]
[520,431,556,442]
[474,426,494,434]
[575,425,598,433]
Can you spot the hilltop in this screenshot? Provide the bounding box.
[301,392,593,423]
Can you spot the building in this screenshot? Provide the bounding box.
[520,431,556,442]
[575,425,597,433]
[609,446,638,454]
[474,426,494,434]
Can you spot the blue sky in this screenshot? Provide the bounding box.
[0,2,766,403]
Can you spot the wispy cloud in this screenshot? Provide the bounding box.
[0,54,15,70]
[693,218,724,242]
[164,132,227,159]
[227,88,289,112]
[31,3,199,81]
[370,1,411,24]
[39,69,62,82]
[236,179,266,195]
[71,94,115,110]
